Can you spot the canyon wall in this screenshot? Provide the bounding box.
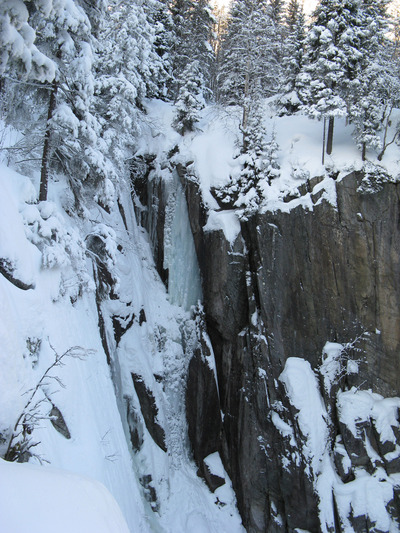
[134,165,400,532]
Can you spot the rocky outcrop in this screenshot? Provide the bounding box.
[131,373,167,453]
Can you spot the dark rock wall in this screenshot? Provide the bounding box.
[134,166,400,532]
[181,171,400,531]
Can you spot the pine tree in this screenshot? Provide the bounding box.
[300,0,364,156]
[278,0,306,114]
[170,0,193,93]
[269,0,285,25]
[0,0,55,84]
[28,0,114,204]
[218,0,279,144]
[189,0,215,95]
[170,0,215,99]
[348,0,395,160]
[173,61,205,135]
[215,109,280,212]
[143,0,175,100]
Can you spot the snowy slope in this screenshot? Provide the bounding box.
[0,155,244,532]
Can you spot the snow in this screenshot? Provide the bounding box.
[279,352,400,533]
[271,411,295,443]
[0,458,130,533]
[319,341,345,393]
[0,163,41,287]
[204,451,225,479]
[203,209,241,245]
[0,160,244,533]
[337,387,400,444]
[142,100,400,246]
[2,60,400,531]
[279,357,329,469]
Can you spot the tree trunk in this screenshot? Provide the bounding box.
[39,78,58,202]
[241,56,250,151]
[362,142,366,162]
[326,116,334,155]
[322,118,326,165]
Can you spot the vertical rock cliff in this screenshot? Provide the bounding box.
[134,162,400,532]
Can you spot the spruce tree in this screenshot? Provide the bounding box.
[300,0,364,156]
[170,0,215,99]
[218,0,279,141]
[29,0,114,204]
[278,0,306,115]
[0,0,55,83]
[143,0,175,100]
[173,61,205,135]
[348,0,395,160]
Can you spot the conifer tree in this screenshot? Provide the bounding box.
[300,0,364,156]
[173,61,205,135]
[278,0,306,114]
[0,0,55,84]
[218,0,279,143]
[170,0,215,99]
[28,0,114,204]
[215,108,280,212]
[143,0,175,100]
[348,0,395,160]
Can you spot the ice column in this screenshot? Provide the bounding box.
[164,171,202,310]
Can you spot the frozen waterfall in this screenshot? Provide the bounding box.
[164,171,202,311]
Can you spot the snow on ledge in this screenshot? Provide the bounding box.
[203,209,241,245]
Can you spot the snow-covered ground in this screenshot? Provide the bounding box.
[140,99,400,243]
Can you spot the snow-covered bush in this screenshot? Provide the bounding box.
[85,224,119,297]
[21,200,92,299]
[214,126,281,214]
[3,345,88,463]
[357,162,394,193]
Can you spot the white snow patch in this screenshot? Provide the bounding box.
[0,459,130,533]
[203,209,241,245]
[204,451,225,479]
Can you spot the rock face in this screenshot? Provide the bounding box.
[134,165,400,531]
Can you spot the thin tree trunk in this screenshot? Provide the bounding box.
[241,55,251,151]
[39,78,58,202]
[322,118,326,165]
[362,142,366,162]
[326,116,334,155]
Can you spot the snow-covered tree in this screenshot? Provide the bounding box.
[215,107,280,212]
[218,0,280,144]
[95,0,158,168]
[278,0,306,114]
[0,0,55,83]
[170,0,215,99]
[269,0,285,25]
[26,0,115,204]
[144,0,175,99]
[188,0,215,94]
[348,0,395,160]
[173,61,205,135]
[300,0,365,156]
